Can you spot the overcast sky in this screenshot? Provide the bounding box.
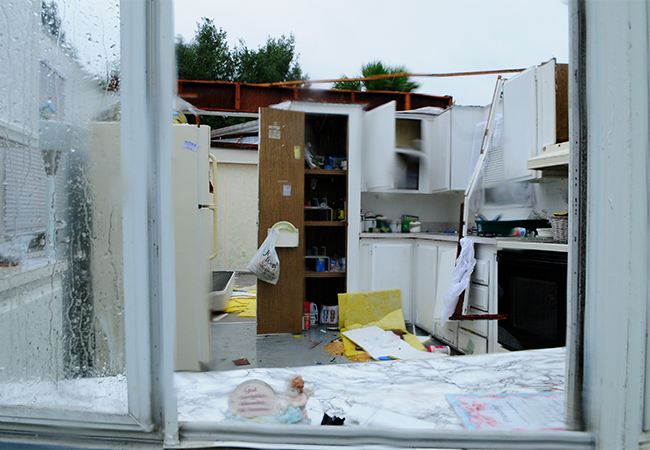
[173,0,569,106]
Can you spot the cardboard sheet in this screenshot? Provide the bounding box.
[342,326,445,361]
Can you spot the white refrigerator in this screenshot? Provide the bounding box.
[172,124,216,371]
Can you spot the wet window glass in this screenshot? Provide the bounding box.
[0,0,126,413]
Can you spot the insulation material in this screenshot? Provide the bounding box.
[337,290,426,359]
[224,288,257,317]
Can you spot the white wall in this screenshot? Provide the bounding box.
[361,191,464,230]
[210,148,259,272]
[476,178,569,222]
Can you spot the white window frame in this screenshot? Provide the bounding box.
[4,1,649,448]
[0,0,178,445]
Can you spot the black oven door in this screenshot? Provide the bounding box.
[497,250,567,350]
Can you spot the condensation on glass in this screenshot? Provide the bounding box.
[0,0,126,413]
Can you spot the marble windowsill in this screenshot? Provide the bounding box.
[175,347,565,430]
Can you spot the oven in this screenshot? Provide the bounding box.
[497,249,567,351]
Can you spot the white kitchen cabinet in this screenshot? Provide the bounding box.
[432,242,458,346]
[367,240,414,322]
[362,101,397,191]
[430,109,451,192]
[458,327,488,355]
[484,59,568,186]
[458,242,499,354]
[414,241,439,334]
[358,237,501,353]
[501,66,538,183]
[362,101,436,193]
[431,105,489,192]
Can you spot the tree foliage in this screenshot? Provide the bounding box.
[176,18,234,81]
[233,35,304,84]
[176,18,305,85]
[333,60,420,92]
[176,19,307,128]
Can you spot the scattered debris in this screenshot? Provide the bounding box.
[321,413,345,426]
[322,339,345,356]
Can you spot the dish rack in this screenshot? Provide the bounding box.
[550,215,568,243]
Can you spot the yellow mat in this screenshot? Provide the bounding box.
[224,287,257,317]
[338,289,426,359]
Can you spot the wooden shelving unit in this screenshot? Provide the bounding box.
[302,113,349,312]
[257,107,350,334]
[304,221,346,227]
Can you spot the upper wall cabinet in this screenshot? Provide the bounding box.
[362,101,438,193]
[363,101,398,191]
[484,59,568,186]
[431,105,489,192]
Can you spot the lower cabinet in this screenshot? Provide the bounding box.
[432,241,498,355]
[360,239,414,322]
[414,241,438,333]
[431,242,458,344]
[458,327,488,355]
[359,237,498,354]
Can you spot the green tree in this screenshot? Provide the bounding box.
[176,18,234,81]
[331,76,361,91]
[333,60,420,92]
[233,34,305,84]
[176,20,308,128]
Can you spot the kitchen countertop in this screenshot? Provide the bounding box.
[360,232,568,252]
[175,347,566,429]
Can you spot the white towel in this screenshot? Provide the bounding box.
[439,237,476,325]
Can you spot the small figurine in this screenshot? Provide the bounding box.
[278,375,314,424]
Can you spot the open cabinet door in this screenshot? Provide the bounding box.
[257,108,306,334]
[362,101,397,190]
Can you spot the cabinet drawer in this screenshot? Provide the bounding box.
[458,328,488,355]
[471,259,490,285]
[467,283,489,312]
[460,307,488,336]
[434,321,457,347]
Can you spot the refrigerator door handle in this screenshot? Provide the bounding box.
[207,153,218,259]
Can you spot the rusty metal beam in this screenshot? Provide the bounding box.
[253,68,527,87]
[177,80,453,114]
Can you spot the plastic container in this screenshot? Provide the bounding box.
[309,303,319,326]
[427,345,451,355]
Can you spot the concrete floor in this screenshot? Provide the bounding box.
[205,272,445,372]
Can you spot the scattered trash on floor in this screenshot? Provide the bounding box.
[343,326,447,361]
[224,287,257,317]
[322,339,345,356]
[337,289,431,360]
[321,413,345,426]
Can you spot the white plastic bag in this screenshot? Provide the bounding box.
[247,228,280,285]
[439,237,476,325]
